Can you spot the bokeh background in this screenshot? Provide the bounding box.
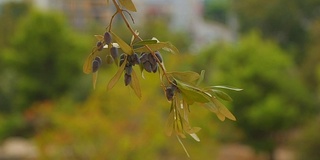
[0,0,319,159]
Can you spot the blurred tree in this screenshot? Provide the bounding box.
[301,20,320,92]
[0,1,31,49]
[233,0,320,63]
[0,10,91,139]
[0,1,31,111]
[194,31,315,159]
[7,11,89,112]
[203,0,232,24]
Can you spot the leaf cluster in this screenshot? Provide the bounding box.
[83,0,242,157]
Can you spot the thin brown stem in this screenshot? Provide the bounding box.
[111,0,172,84]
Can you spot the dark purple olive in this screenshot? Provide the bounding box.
[119,54,126,66]
[165,87,174,101]
[152,63,158,73]
[124,74,132,86]
[110,47,118,60]
[139,53,148,64]
[148,53,156,66]
[104,32,112,44]
[143,61,153,73]
[96,41,103,51]
[125,65,133,75]
[92,60,100,73]
[132,53,140,65]
[155,51,163,63]
[94,56,102,65]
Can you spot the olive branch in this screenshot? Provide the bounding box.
[83,0,242,157]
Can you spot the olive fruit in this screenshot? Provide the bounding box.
[119,54,126,66]
[125,65,133,75]
[132,53,140,65]
[140,53,148,64]
[143,61,153,73]
[110,47,118,60]
[92,56,102,73]
[152,64,158,73]
[165,87,174,101]
[124,74,132,86]
[165,81,178,101]
[96,41,103,51]
[148,53,157,66]
[155,51,163,63]
[104,32,112,44]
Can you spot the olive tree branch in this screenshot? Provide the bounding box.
[111,0,173,85]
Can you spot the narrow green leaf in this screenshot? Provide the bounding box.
[175,80,211,103]
[162,42,180,54]
[212,98,236,121]
[180,92,195,105]
[209,86,243,91]
[110,31,133,55]
[203,103,226,121]
[196,70,205,86]
[83,51,99,74]
[119,0,137,12]
[94,35,104,41]
[165,110,174,136]
[134,42,179,54]
[92,72,98,89]
[189,133,200,142]
[130,69,142,99]
[107,58,126,90]
[167,71,200,83]
[133,40,158,46]
[176,135,190,158]
[210,89,233,101]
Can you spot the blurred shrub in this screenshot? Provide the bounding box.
[193,31,314,155]
[33,64,221,159]
[0,10,92,140]
[6,11,90,111]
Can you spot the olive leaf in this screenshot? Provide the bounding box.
[209,89,233,101]
[175,79,211,104]
[196,70,205,86]
[94,35,104,41]
[208,86,243,91]
[110,31,133,55]
[119,0,137,12]
[211,97,236,121]
[201,97,236,121]
[133,40,158,46]
[107,57,127,90]
[83,51,99,74]
[167,71,200,84]
[92,71,98,90]
[134,42,179,54]
[165,110,174,136]
[130,69,142,99]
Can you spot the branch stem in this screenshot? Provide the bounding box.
[111,0,172,85]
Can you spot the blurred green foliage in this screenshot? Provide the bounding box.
[194,31,315,155]
[203,0,232,23]
[0,4,91,139]
[233,0,320,63]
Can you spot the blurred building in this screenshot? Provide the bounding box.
[32,0,112,29]
[30,0,235,50]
